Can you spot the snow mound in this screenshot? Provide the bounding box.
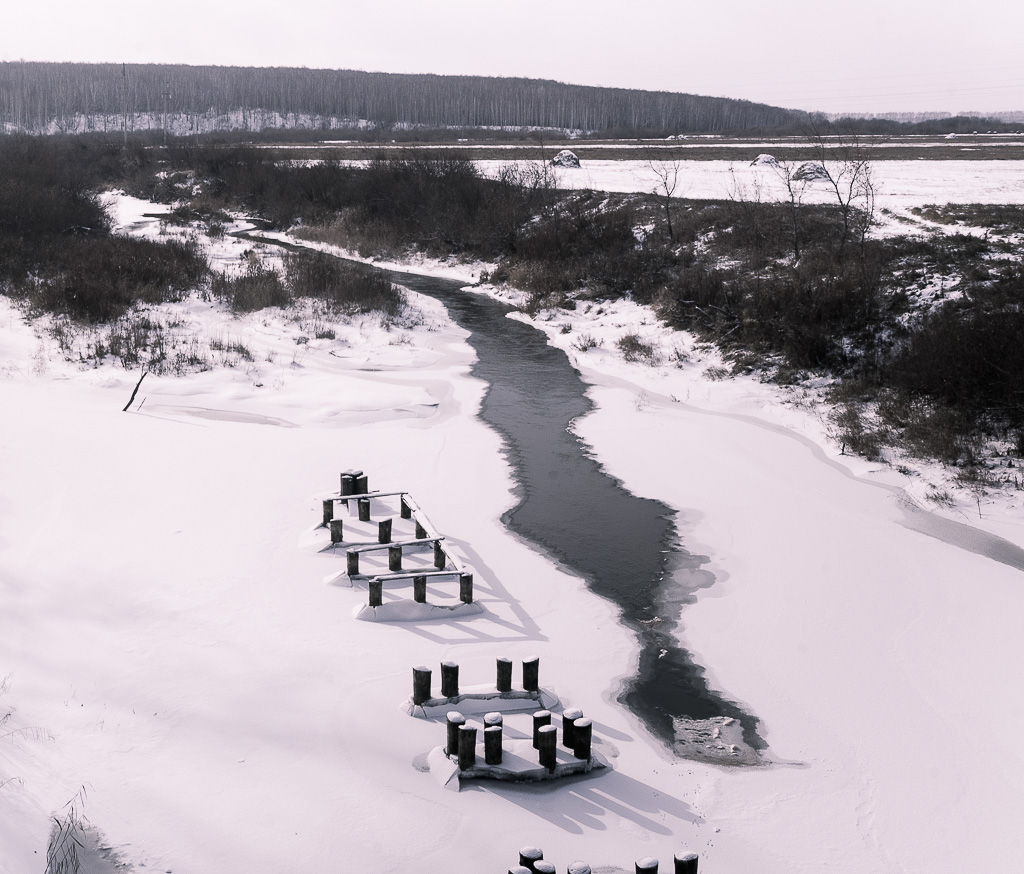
[550,149,581,168]
[750,153,779,167]
[791,161,830,181]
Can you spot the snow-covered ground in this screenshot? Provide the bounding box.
[478,159,1024,212]
[2,195,1023,873]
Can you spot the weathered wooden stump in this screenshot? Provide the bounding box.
[532,710,551,749]
[399,496,412,519]
[388,545,402,572]
[346,550,360,576]
[433,540,446,570]
[354,474,369,495]
[415,519,427,539]
[562,707,583,748]
[636,858,659,873]
[508,868,532,874]
[496,657,513,692]
[519,847,543,872]
[413,576,427,603]
[674,852,698,874]
[445,711,465,756]
[483,711,503,727]
[377,518,392,544]
[484,724,503,765]
[440,661,459,698]
[329,518,344,544]
[457,723,477,770]
[322,498,334,526]
[368,579,383,607]
[572,717,593,760]
[522,657,540,692]
[538,724,557,773]
[412,666,432,705]
[459,572,474,604]
[568,863,592,874]
[534,863,556,874]
[357,498,371,522]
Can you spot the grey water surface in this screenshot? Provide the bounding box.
[388,269,764,755]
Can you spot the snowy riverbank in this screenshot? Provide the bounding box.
[1,195,1022,873]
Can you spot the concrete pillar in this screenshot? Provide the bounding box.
[457,723,477,770]
[523,657,539,692]
[538,724,557,773]
[440,661,459,698]
[532,710,551,749]
[674,852,698,874]
[562,708,583,748]
[329,518,344,544]
[496,657,513,692]
[484,724,503,765]
[412,666,431,705]
[445,711,465,756]
[572,717,593,760]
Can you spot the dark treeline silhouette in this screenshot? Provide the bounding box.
[0,61,808,135]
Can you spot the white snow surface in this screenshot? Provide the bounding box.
[1,194,1023,873]
[479,158,1024,209]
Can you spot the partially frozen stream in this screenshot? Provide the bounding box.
[387,268,764,759]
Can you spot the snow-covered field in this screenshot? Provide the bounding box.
[478,159,1024,212]
[2,196,1023,873]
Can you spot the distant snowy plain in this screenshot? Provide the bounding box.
[1,192,1022,873]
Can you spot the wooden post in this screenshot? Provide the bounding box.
[358,499,371,522]
[354,474,368,495]
[346,551,360,576]
[412,666,431,705]
[484,724,503,765]
[532,710,551,749]
[400,496,412,519]
[483,712,503,727]
[673,853,698,874]
[330,519,344,544]
[340,474,355,496]
[568,863,592,874]
[562,708,583,748]
[508,869,532,874]
[538,724,557,773]
[572,717,593,760]
[457,723,477,770]
[534,863,555,874]
[415,519,427,539]
[440,661,459,698]
[445,711,465,756]
[459,573,473,604]
[322,498,334,526]
[636,859,659,873]
[388,545,402,572]
[496,657,513,692]
[368,579,383,607]
[518,847,543,872]
[378,518,392,544]
[523,657,540,692]
[413,576,427,603]
[433,540,446,570]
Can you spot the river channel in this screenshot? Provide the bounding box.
[388,268,764,759]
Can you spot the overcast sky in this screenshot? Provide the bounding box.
[4,0,1022,115]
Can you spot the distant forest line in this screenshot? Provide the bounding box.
[1,62,1020,140]
[1,61,810,136]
